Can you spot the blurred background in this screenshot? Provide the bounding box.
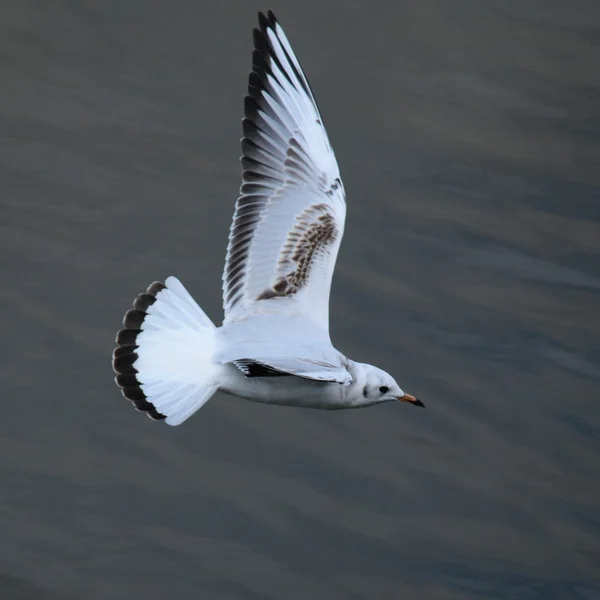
[1,1,599,598]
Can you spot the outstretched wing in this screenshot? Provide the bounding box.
[222,11,346,332]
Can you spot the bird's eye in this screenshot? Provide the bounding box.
[379,386,389,394]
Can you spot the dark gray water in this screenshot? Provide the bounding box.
[1,1,599,598]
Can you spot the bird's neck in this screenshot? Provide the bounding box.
[343,360,378,408]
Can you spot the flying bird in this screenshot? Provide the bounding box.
[112,11,424,425]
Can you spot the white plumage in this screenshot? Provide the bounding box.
[112,11,424,425]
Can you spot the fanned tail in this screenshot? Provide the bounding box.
[112,276,219,426]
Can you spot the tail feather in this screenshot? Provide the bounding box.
[112,276,219,425]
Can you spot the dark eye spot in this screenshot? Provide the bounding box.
[379,386,389,394]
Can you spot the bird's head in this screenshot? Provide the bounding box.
[352,362,424,408]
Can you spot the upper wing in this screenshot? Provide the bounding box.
[222,11,346,332]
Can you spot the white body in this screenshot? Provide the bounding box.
[215,319,370,410]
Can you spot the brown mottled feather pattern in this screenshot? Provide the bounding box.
[257,205,338,300]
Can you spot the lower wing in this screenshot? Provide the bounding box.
[231,357,351,384]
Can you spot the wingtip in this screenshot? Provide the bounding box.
[257,10,279,31]
[257,11,269,32]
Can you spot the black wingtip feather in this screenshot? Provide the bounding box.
[112,281,167,421]
[257,11,278,30]
[250,11,309,109]
[244,95,260,121]
[248,70,263,91]
[252,31,269,64]
[257,11,269,32]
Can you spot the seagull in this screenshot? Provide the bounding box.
[112,10,424,425]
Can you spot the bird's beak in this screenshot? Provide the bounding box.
[397,393,425,408]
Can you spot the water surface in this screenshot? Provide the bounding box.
[1,1,599,598]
